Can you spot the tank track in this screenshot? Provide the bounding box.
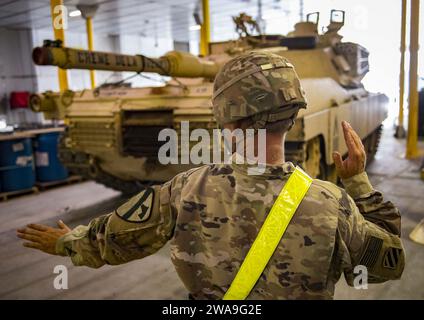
[94,171,159,196]
[364,125,383,163]
[58,145,158,195]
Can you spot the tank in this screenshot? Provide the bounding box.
[0,138,35,192]
[33,132,68,182]
[31,11,387,193]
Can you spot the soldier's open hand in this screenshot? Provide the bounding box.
[17,220,71,255]
[332,121,366,179]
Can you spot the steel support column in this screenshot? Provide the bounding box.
[395,0,407,138]
[50,0,68,91]
[200,0,210,56]
[406,0,420,158]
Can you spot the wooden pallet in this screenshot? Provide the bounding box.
[35,175,83,191]
[0,186,39,201]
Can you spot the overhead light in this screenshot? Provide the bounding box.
[69,10,81,17]
[189,24,201,31]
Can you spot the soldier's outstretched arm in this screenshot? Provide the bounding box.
[17,177,182,268]
[332,121,405,284]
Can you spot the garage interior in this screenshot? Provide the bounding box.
[0,0,423,300]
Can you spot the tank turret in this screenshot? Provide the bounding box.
[32,40,220,79]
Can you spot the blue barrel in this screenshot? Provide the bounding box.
[0,138,36,192]
[33,132,68,182]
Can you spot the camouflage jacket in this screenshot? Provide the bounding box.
[56,161,405,299]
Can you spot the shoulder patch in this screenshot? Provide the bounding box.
[359,236,383,269]
[116,187,154,223]
[383,247,402,270]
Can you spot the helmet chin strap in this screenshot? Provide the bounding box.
[219,107,299,159]
[248,108,299,131]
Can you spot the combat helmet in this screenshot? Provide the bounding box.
[212,51,307,129]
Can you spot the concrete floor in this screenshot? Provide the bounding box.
[0,124,423,300]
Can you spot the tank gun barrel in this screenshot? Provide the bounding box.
[32,40,219,79]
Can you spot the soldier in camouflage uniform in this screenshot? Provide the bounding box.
[17,52,405,299]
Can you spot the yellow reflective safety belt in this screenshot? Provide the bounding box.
[223,166,313,300]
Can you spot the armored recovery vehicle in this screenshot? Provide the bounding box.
[31,11,387,193]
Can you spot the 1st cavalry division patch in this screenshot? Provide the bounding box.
[115,187,154,223]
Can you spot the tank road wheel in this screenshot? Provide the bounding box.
[364,125,383,162]
[325,163,338,184]
[303,137,337,183]
[303,137,322,179]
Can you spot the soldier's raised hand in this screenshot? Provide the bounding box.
[17,220,71,255]
[332,121,366,179]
